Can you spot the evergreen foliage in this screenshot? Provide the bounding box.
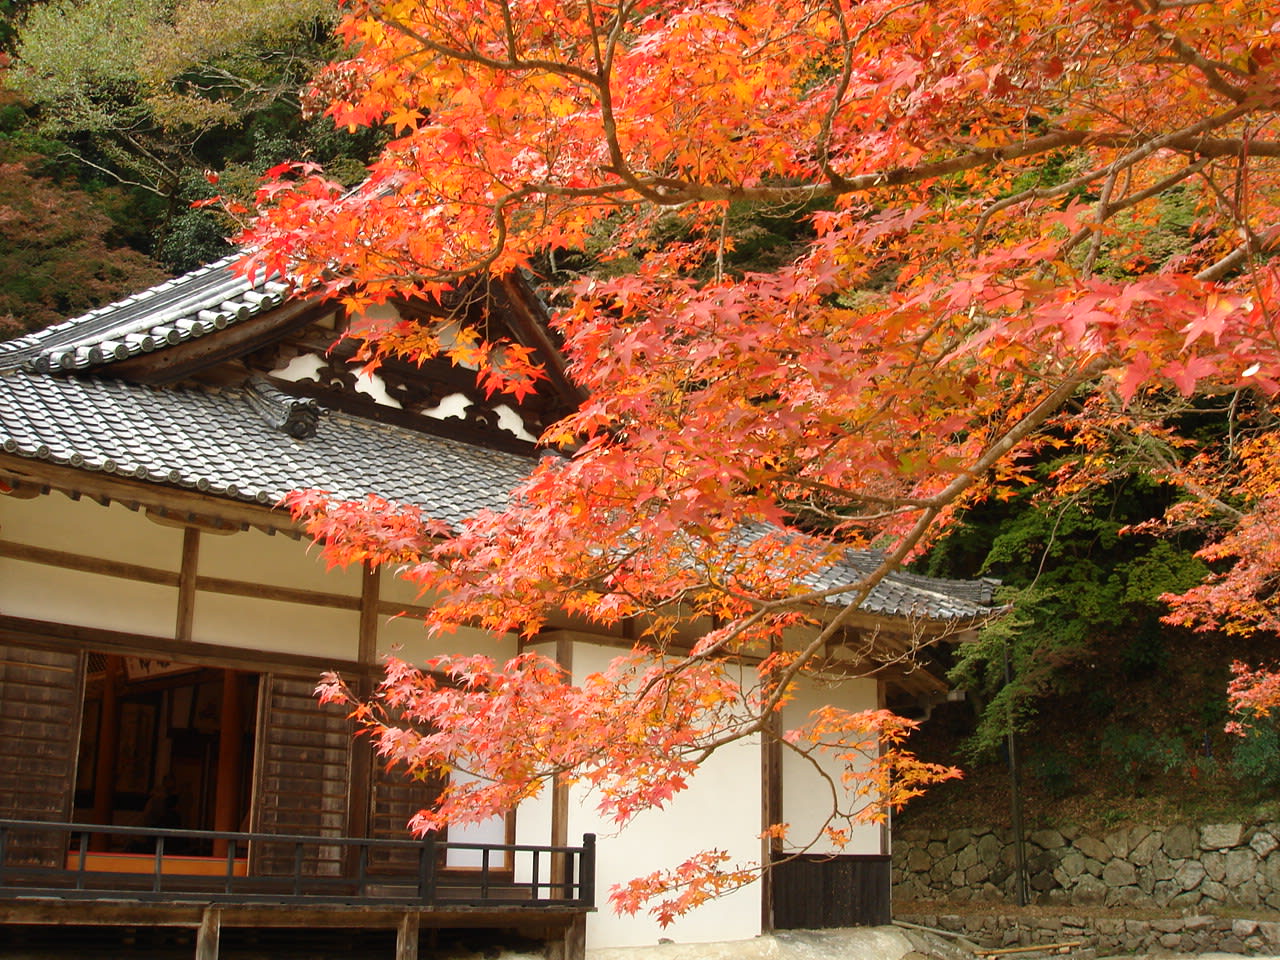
[925,480,1208,760]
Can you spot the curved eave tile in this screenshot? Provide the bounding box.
[0,254,290,375]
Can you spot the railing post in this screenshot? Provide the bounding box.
[75,831,88,890]
[292,841,305,896]
[224,838,238,894]
[530,849,541,903]
[418,835,437,905]
[153,835,166,892]
[357,840,369,896]
[580,834,596,907]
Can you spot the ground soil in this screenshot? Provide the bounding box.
[896,629,1280,834]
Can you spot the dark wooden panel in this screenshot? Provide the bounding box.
[251,675,353,877]
[770,854,891,929]
[367,748,441,874]
[0,642,84,867]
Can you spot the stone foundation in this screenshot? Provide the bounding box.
[893,821,1280,910]
[895,909,1280,956]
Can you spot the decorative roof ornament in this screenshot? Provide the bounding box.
[246,377,322,439]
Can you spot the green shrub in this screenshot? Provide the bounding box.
[1101,725,1188,783]
[1230,717,1280,794]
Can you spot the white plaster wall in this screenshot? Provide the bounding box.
[0,494,180,636]
[0,493,184,565]
[511,637,556,887]
[566,642,763,949]
[779,674,882,856]
[187,525,360,659]
[198,526,362,596]
[374,607,517,664]
[191,592,360,660]
[378,567,428,604]
[0,556,178,636]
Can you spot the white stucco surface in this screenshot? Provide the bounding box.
[0,494,180,635]
[191,591,360,660]
[0,492,184,566]
[566,642,764,949]
[779,674,883,856]
[0,556,178,636]
[374,602,517,664]
[198,525,362,596]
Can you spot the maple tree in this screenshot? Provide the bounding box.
[243,0,1280,923]
[0,149,166,337]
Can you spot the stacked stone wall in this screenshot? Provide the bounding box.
[893,821,1280,909]
[894,911,1280,956]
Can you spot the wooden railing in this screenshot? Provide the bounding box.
[0,819,595,909]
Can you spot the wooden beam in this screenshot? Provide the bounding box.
[0,456,301,536]
[494,273,586,411]
[90,656,122,849]
[195,574,361,611]
[375,599,433,620]
[213,670,243,849]
[0,478,41,498]
[0,901,205,926]
[545,913,587,960]
[395,912,420,960]
[550,634,572,852]
[760,637,783,933]
[346,563,379,855]
[0,538,180,588]
[0,615,364,678]
[109,299,333,385]
[359,563,380,666]
[146,508,240,535]
[176,528,200,643]
[0,538,362,612]
[276,375,541,457]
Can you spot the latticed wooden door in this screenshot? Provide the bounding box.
[0,641,84,868]
[250,673,353,877]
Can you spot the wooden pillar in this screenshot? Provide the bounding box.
[549,634,572,894]
[395,911,419,960]
[546,914,586,960]
[176,527,200,643]
[195,906,221,960]
[348,563,380,850]
[760,632,786,932]
[90,655,123,850]
[212,670,242,856]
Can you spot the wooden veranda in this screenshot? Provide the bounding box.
[0,819,595,960]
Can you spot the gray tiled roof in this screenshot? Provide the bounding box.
[0,366,996,621]
[0,369,528,527]
[0,261,998,624]
[0,255,284,374]
[811,549,998,622]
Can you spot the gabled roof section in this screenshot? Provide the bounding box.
[0,258,999,628]
[816,550,999,622]
[0,368,528,527]
[0,367,995,622]
[0,255,287,376]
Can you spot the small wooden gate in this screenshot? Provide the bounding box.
[770,853,891,928]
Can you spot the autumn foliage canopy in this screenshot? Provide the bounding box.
[243,0,1280,922]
